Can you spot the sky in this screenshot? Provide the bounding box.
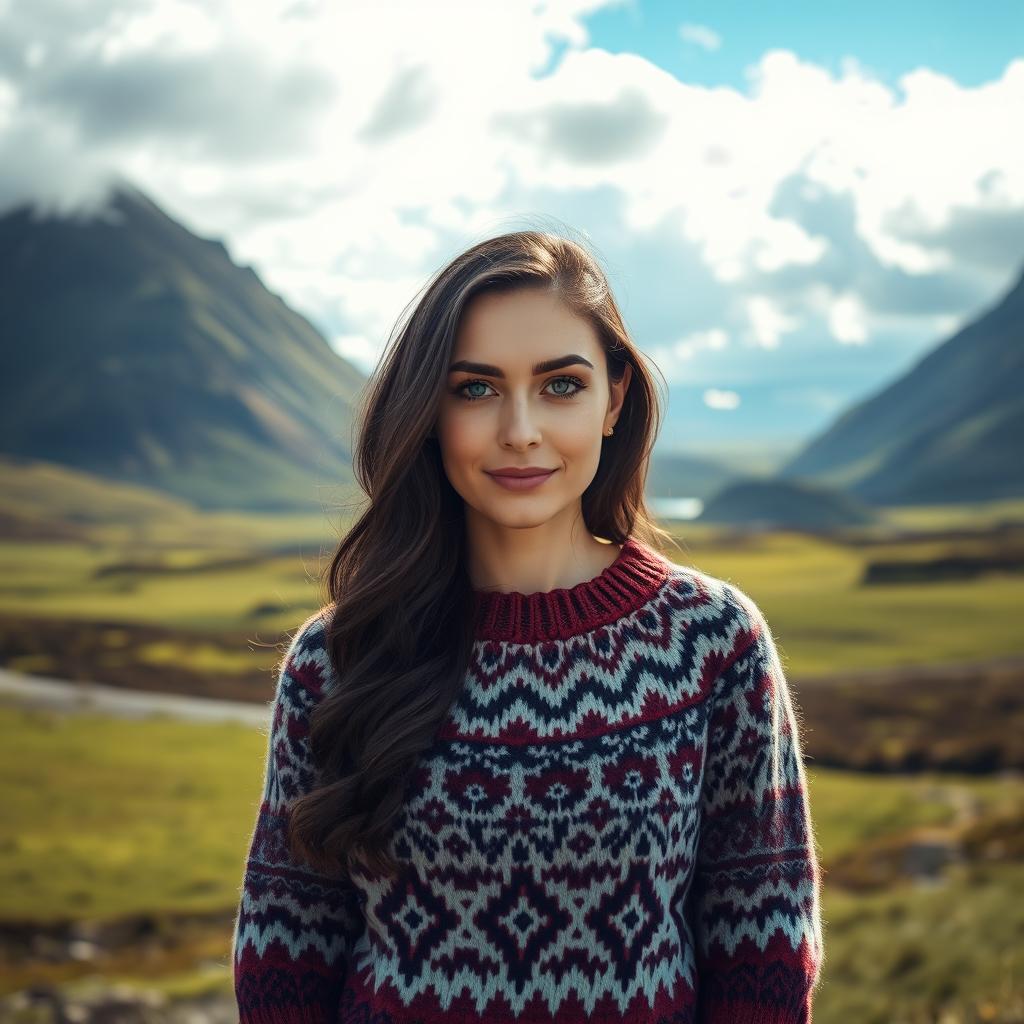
[1,0,1021,459]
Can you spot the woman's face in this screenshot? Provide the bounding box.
[435,287,631,533]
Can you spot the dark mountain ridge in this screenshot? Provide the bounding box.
[0,181,366,512]
[777,263,1024,505]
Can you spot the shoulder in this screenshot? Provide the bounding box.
[275,606,338,705]
[285,606,331,659]
[653,557,776,686]
[657,557,768,638]
[654,565,789,721]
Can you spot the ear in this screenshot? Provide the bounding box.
[606,362,632,429]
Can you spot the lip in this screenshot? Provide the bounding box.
[486,468,557,491]
[488,467,557,478]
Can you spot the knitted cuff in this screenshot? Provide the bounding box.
[699,991,814,1024]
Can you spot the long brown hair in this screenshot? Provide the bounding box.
[288,228,674,882]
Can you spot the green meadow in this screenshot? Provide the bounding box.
[3,509,1024,680]
[1,465,1023,1021]
[1,699,1021,1024]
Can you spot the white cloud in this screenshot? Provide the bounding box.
[931,311,966,338]
[332,332,379,372]
[0,0,1020,385]
[744,295,800,349]
[827,291,869,344]
[674,327,728,360]
[679,23,721,52]
[96,0,223,61]
[751,215,830,273]
[646,327,729,384]
[703,388,740,410]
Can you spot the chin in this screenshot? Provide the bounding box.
[475,497,564,527]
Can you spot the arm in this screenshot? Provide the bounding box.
[231,614,364,1024]
[688,590,825,1024]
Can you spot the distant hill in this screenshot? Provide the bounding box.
[777,263,1024,506]
[696,477,882,530]
[0,181,367,512]
[647,449,740,501]
[0,452,347,555]
[0,452,201,542]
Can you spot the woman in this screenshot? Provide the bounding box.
[231,230,825,1024]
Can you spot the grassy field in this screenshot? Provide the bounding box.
[3,506,1022,774]
[0,699,1021,1021]
[671,525,1024,674]
[1,474,1023,1021]
[1,513,1023,679]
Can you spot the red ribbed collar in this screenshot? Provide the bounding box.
[471,536,672,643]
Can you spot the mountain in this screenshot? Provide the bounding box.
[0,181,366,512]
[777,264,1024,506]
[695,477,882,530]
[647,449,740,501]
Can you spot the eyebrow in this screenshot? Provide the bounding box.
[447,354,595,378]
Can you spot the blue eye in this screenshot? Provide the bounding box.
[459,380,492,401]
[454,375,587,402]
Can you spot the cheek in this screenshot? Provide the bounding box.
[554,414,603,456]
[437,409,484,467]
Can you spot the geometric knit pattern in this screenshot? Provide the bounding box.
[232,536,825,1023]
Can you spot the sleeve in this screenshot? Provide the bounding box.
[231,615,365,1024]
[688,590,825,1024]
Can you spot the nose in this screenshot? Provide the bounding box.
[498,395,542,449]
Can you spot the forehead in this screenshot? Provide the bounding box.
[453,288,601,361]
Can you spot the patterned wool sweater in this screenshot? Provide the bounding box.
[232,537,825,1024]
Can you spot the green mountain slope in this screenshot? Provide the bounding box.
[777,264,1024,505]
[696,477,881,529]
[0,181,366,512]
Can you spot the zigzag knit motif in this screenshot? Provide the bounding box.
[232,537,825,1023]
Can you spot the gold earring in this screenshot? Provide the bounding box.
[604,426,614,436]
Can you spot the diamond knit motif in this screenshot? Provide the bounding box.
[232,537,824,1024]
